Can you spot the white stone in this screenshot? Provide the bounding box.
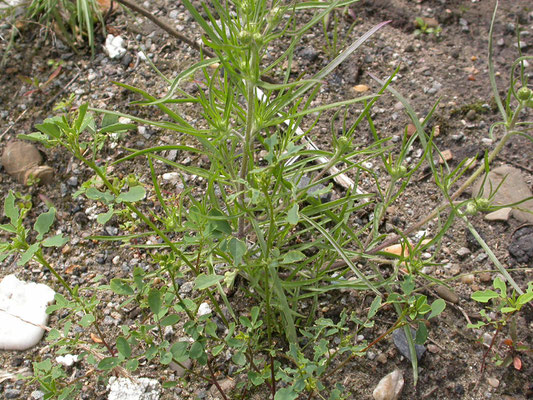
[107,377,160,400]
[197,302,212,316]
[56,354,79,367]
[373,369,404,400]
[0,275,55,350]
[104,35,127,59]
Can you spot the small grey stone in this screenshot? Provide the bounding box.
[392,328,426,361]
[300,46,319,61]
[121,53,133,67]
[105,226,119,236]
[179,281,194,295]
[31,391,45,400]
[296,175,331,202]
[169,9,179,19]
[475,253,488,262]
[66,176,78,187]
[456,247,471,258]
[4,389,21,399]
[466,109,476,121]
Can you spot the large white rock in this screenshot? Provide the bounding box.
[373,369,404,400]
[107,377,160,400]
[0,274,56,350]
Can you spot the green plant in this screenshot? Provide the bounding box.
[468,278,533,371]
[414,17,442,38]
[322,8,357,58]
[6,0,532,398]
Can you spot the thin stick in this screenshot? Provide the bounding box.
[0,109,27,141]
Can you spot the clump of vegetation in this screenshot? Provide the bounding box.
[1,0,531,398]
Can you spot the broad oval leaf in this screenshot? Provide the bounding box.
[116,336,131,358]
[42,234,69,247]
[110,278,134,295]
[148,289,161,315]
[428,299,446,320]
[34,207,56,240]
[98,357,120,371]
[116,186,146,203]
[471,290,499,303]
[194,274,224,290]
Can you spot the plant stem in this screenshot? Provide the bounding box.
[238,79,256,238]
[368,128,514,255]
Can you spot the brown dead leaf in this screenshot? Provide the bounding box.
[353,84,370,93]
[65,264,81,274]
[91,333,103,343]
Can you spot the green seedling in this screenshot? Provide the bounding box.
[468,278,533,372]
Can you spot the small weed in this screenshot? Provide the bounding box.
[414,17,442,38]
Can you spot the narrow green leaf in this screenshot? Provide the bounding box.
[4,192,18,225]
[517,292,533,306]
[415,323,428,344]
[368,296,382,319]
[34,207,56,240]
[493,277,507,298]
[116,186,146,203]
[18,243,39,266]
[148,289,161,315]
[194,273,224,290]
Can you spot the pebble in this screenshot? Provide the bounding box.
[169,359,192,377]
[367,351,376,360]
[434,285,459,303]
[30,391,44,400]
[112,255,120,265]
[209,377,236,396]
[376,353,388,364]
[427,81,442,95]
[392,328,426,361]
[373,369,404,400]
[179,281,194,295]
[107,377,160,400]
[66,176,78,187]
[197,302,212,316]
[479,272,492,283]
[4,389,21,399]
[509,226,533,264]
[460,274,475,284]
[456,247,471,258]
[487,377,500,388]
[300,46,319,61]
[475,253,488,263]
[466,109,476,121]
[169,9,179,19]
[427,344,440,353]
